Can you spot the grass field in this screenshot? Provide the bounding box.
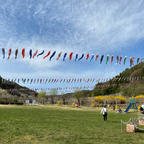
[0,105,143,144]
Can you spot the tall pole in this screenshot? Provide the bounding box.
[121,120,123,133]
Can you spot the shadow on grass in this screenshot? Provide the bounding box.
[136,129,144,133]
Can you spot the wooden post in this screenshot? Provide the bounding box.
[121,120,123,133]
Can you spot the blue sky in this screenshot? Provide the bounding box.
[0,0,144,94]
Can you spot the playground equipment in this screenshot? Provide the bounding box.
[139,104,144,114]
[124,97,137,112]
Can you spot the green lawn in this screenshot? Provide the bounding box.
[0,105,143,144]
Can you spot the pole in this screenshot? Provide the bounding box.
[121,120,123,133]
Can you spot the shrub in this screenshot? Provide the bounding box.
[72,102,75,106]
[91,103,95,107]
[57,100,61,105]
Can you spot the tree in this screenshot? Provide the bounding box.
[61,92,66,105]
[49,88,58,104]
[38,91,46,104]
[74,90,83,106]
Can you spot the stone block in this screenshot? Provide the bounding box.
[139,120,144,126]
[126,124,135,133]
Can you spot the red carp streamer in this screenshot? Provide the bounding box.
[95,55,99,61]
[56,52,62,60]
[111,56,113,64]
[43,51,51,59]
[33,50,38,58]
[22,48,25,58]
[8,48,11,59]
[69,52,73,61]
[86,53,89,60]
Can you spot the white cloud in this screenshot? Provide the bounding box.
[68,0,144,52]
[0,0,143,84]
[0,0,144,53]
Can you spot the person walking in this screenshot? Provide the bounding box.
[101,105,108,122]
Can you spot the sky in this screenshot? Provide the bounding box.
[0,0,144,94]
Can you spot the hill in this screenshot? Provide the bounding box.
[93,63,144,96]
[49,63,144,104]
[0,76,37,104]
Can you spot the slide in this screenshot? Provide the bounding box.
[124,103,132,112]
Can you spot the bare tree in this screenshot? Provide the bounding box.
[61,92,66,105]
[74,90,83,106]
[49,88,58,104]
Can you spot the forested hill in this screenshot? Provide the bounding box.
[93,63,144,96]
[0,76,37,104]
